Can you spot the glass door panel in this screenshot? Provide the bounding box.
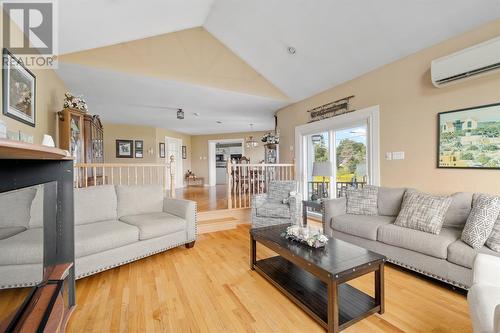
[334,125,368,197]
[306,132,330,205]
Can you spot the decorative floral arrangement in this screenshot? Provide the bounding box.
[63,92,88,112]
[18,91,32,109]
[281,225,328,248]
[261,132,280,144]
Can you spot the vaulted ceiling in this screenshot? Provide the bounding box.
[57,0,500,135]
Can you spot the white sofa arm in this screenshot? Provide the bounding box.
[495,305,500,333]
[473,254,500,286]
[164,198,197,241]
[323,197,347,237]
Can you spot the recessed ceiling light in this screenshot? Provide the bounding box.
[193,112,200,117]
[287,46,296,55]
[216,121,222,124]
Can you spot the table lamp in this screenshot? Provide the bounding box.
[312,161,333,200]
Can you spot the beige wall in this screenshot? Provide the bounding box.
[191,131,268,180]
[0,68,66,145]
[103,122,191,172]
[276,19,500,195]
[0,13,67,145]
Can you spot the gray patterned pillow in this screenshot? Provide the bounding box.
[394,191,452,234]
[462,194,500,249]
[267,181,296,203]
[346,185,378,216]
[486,217,500,252]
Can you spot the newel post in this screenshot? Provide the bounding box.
[227,159,232,209]
[169,155,176,198]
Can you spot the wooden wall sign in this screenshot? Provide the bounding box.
[308,95,355,123]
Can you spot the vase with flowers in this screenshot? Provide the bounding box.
[63,92,88,112]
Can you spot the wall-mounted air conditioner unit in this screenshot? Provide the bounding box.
[431,36,500,87]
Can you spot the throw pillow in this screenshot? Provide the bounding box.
[486,216,500,252]
[346,185,378,216]
[462,194,500,249]
[394,191,452,234]
[267,181,296,203]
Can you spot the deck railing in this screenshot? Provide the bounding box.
[307,180,367,199]
[226,161,295,209]
[74,155,176,197]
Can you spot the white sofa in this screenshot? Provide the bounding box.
[468,254,500,333]
[0,184,197,288]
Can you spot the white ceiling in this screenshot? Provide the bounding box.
[204,0,500,102]
[57,63,286,135]
[59,0,215,54]
[57,0,500,134]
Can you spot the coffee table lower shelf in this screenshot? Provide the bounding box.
[254,256,379,330]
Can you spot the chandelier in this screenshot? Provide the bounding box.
[246,124,258,149]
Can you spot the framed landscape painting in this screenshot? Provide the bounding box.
[438,103,500,169]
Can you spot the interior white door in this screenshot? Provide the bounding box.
[165,137,183,188]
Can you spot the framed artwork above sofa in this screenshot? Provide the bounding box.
[438,103,500,169]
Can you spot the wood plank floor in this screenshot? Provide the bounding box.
[0,224,472,332]
[176,185,227,212]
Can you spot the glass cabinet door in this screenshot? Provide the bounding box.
[70,114,83,163]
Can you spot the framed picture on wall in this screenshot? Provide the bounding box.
[135,140,143,158]
[159,142,165,158]
[116,139,133,158]
[182,145,187,159]
[2,49,36,127]
[438,103,500,169]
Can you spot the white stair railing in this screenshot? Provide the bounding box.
[74,155,176,197]
[226,160,295,209]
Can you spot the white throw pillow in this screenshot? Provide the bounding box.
[462,194,500,249]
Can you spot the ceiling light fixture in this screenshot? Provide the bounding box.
[287,46,296,55]
[177,108,184,120]
[193,112,200,117]
[246,124,258,149]
[216,120,222,124]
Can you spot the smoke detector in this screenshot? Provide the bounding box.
[287,46,296,55]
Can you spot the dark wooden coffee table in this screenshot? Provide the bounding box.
[250,225,386,333]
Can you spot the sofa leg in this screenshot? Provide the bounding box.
[185,241,195,249]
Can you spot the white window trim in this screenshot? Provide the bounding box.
[294,105,380,198]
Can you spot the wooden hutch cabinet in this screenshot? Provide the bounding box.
[58,108,104,186]
[58,108,85,163]
[84,114,104,165]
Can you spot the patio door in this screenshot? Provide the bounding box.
[296,105,380,202]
